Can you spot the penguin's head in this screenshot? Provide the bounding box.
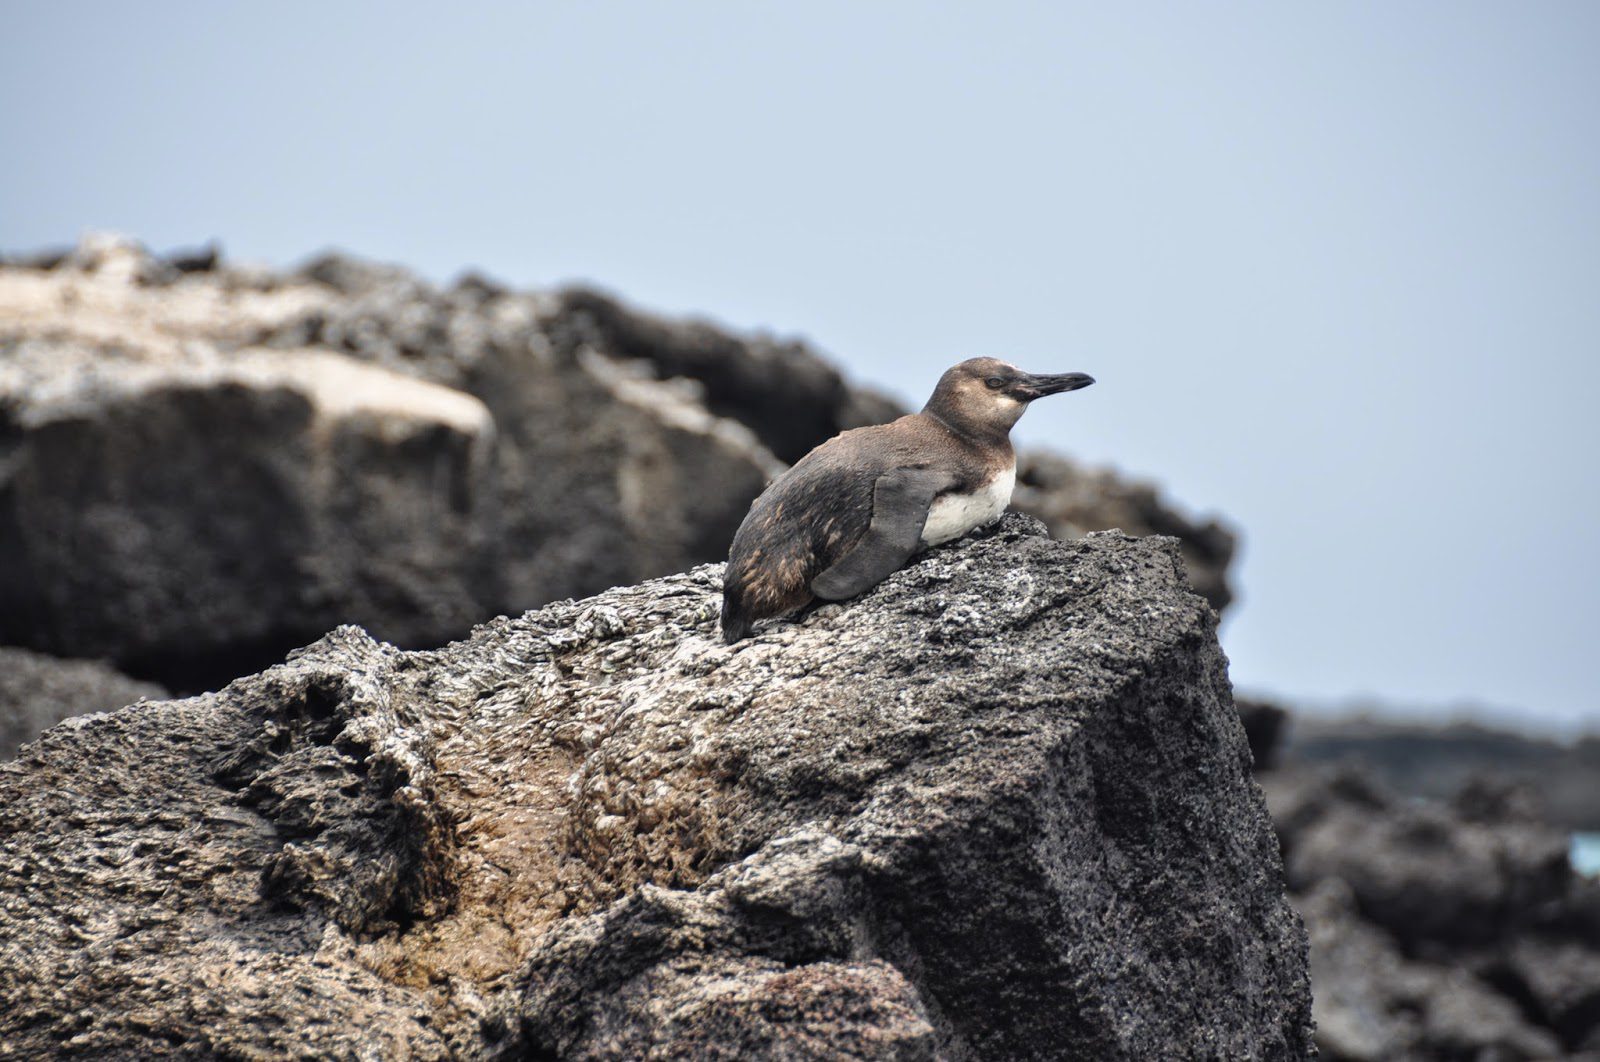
[926,357,1095,433]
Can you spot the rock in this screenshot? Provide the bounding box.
[1285,715,1600,831]
[0,337,503,689]
[1266,766,1572,951]
[545,286,901,465]
[163,241,221,274]
[0,244,71,271]
[1492,937,1600,1052]
[1262,759,1600,1057]
[1236,696,1290,771]
[1298,881,1563,1061]
[0,514,1312,1059]
[0,628,455,1059]
[0,647,167,759]
[1012,451,1237,613]
[0,237,776,689]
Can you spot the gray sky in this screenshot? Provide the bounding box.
[4,1,1597,732]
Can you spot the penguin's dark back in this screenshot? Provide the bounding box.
[722,428,883,629]
[720,414,1000,640]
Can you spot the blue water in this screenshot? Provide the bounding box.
[1573,833,1600,877]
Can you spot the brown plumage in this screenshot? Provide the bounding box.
[721,357,1094,643]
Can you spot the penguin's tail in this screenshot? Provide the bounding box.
[720,603,753,645]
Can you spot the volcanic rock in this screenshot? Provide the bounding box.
[0,236,774,689]
[0,514,1312,1059]
[1237,697,1290,771]
[1285,715,1600,832]
[1012,452,1237,613]
[1262,752,1600,1058]
[1297,880,1563,1061]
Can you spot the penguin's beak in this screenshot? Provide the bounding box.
[1015,372,1095,401]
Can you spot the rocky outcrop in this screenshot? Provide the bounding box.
[0,647,167,759]
[0,234,1235,696]
[543,286,905,465]
[1296,881,1566,1060]
[1013,452,1237,613]
[1261,757,1600,1059]
[0,514,1312,1059]
[0,336,505,689]
[0,236,775,689]
[1285,715,1600,832]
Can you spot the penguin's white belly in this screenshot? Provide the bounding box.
[920,465,1015,546]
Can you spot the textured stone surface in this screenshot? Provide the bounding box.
[0,514,1311,1059]
[0,337,500,688]
[544,286,904,465]
[0,633,457,1058]
[0,647,167,759]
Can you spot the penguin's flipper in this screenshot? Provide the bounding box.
[810,467,954,600]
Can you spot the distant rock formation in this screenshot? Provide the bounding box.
[1012,452,1237,613]
[0,235,773,691]
[1255,723,1600,1058]
[0,234,1234,705]
[1284,715,1600,832]
[0,515,1312,1059]
[1235,696,1291,772]
[0,647,167,759]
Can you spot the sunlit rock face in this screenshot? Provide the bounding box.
[0,236,776,689]
[0,515,1310,1059]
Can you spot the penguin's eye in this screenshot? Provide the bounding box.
[985,376,1006,390]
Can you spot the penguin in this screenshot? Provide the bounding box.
[720,357,1094,643]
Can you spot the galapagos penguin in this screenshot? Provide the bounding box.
[720,357,1094,643]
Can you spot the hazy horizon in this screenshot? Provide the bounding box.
[4,2,1596,733]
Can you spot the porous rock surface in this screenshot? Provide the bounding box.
[0,234,1234,699]
[0,514,1312,1059]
